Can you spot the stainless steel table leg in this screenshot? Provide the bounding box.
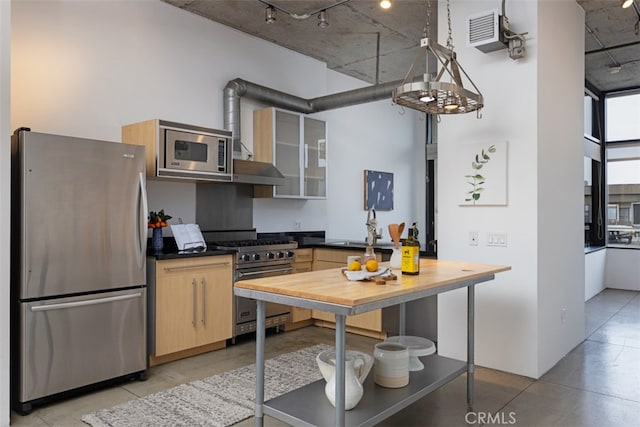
[467,284,475,412]
[335,313,347,427]
[399,302,406,336]
[255,300,265,427]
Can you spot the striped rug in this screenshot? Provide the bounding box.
[82,343,331,427]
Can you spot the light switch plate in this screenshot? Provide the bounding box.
[487,232,507,247]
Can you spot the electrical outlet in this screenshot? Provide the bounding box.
[469,231,479,246]
[294,220,301,230]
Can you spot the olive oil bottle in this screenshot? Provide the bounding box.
[401,223,420,275]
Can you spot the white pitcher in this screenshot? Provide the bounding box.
[316,350,373,410]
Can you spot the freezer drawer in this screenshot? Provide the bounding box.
[18,288,146,403]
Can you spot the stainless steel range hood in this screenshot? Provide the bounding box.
[232,159,285,186]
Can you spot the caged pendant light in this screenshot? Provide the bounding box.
[393,0,483,117]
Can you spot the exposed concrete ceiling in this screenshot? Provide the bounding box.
[579,0,640,94]
[164,0,640,95]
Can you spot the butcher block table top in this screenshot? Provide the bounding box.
[234,259,511,313]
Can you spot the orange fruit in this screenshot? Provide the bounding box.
[365,259,379,272]
[348,260,362,271]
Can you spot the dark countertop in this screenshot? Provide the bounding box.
[149,249,237,260]
[146,237,236,260]
[147,231,436,259]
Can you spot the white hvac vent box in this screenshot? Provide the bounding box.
[467,8,507,53]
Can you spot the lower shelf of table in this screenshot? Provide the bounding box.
[263,354,467,427]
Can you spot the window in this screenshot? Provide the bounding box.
[605,90,640,248]
[584,157,604,248]
[606,92,640,142]
[584,89,605,249]
[606,145,640,248]
[608,204,619,223]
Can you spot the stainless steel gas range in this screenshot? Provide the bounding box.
[206,233,297,338]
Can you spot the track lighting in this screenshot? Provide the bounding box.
[318,10,329,28]
[265,6,276,23]
[620,0,633,8]
[260,0,351,25]
[379,0,392,9]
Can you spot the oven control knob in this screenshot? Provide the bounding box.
[253,253,261,261]
[267,252,275,260]
[241,254,251,262]
[277,252,284,259]
[286,251,295,258]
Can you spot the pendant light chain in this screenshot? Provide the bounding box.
[424,0,431,39]
[446,0,453,50]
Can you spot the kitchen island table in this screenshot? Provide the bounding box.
[234,258,511,427]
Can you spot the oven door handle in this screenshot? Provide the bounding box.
[237,267,293,279]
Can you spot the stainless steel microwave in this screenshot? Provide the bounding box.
[159,123,233,182]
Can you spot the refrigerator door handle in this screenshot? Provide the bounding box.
[30,292,143,312]
[138,172,149,266]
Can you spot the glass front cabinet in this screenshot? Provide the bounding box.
[254,107,327,199]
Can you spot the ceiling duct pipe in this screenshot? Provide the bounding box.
[223,77,412,157]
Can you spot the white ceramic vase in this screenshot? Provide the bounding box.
[373,342,409,388]
[316,350,373,410]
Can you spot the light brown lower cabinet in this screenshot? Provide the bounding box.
[286,248,314,327]
[149,255,233,365]
[310,248,385,338]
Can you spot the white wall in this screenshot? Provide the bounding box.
[536,0,585,377]
[1,2,11,425]
[585,249,607,300]
[605,248,640,291]
[10,0,423,244]
[437,0,585,378]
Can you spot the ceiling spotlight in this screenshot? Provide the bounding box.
[379,0,392,9]
[609,65,622,74]
[318,10,329,28]
[620,0,633,8]
[265,6,276,24]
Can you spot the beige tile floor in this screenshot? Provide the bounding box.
[10,288,640,427]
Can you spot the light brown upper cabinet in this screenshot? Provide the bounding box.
[254,107,326,199]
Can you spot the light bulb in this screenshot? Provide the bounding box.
[318,10,329,28]
[379,0,392,10]
[265,6,276,23]
[444,97,459,111]
[621,0,633,8]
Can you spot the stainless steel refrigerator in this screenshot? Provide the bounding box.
[10,128,148,414]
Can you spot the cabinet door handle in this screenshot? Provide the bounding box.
[192,278,197,327]
[163,261,231,272]
[201,278,206,325]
